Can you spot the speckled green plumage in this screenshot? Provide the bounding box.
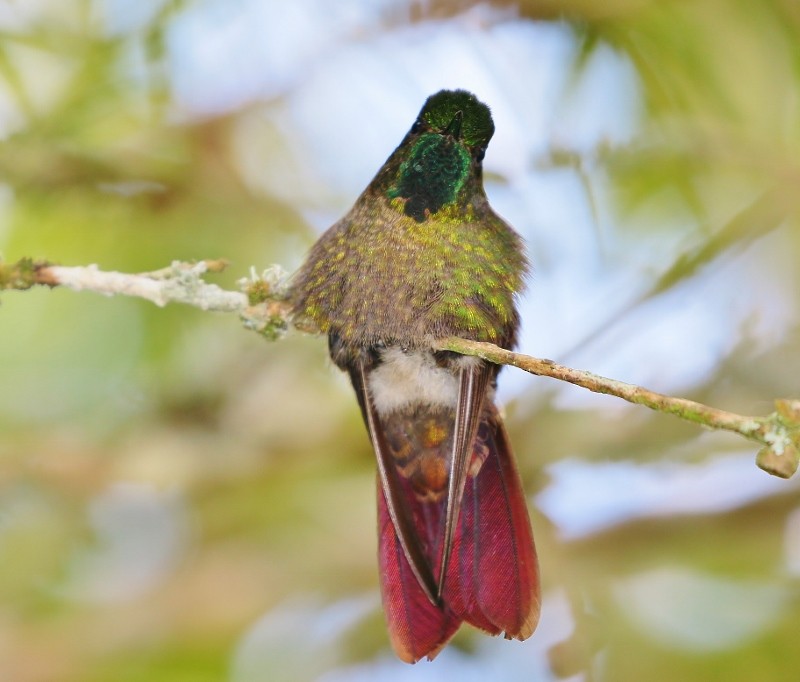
[290,89,527,360]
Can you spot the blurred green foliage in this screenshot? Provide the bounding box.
[1,1,799,681]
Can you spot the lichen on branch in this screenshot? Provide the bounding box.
[0,257,293,340]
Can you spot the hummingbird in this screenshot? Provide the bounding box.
[289,89,540,662]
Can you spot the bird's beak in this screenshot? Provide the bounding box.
[443,111,463,140]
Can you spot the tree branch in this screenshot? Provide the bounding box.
[434,337,800,479]
[1,257,294,340]
[2,257,798,478]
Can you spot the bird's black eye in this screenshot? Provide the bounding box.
[475,146,486,163]
[410,118,424,134]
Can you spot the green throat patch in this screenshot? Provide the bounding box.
[388,133,471,222]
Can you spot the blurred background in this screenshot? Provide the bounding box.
[1,0,799,680]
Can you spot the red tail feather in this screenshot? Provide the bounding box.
[377,488,460,663]
[471,416,539,638]
[377,409,540,661]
